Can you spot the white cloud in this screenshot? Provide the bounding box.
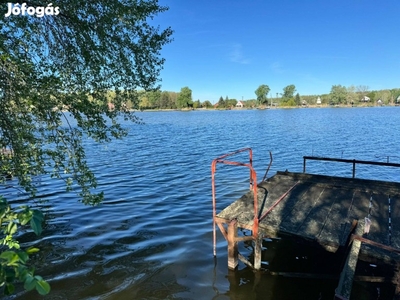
[229,44,250,64]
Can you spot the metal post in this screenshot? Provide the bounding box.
[211,162,217,256]
[252,169,258,238]
[303,157,306,173]
[249,149,253,190]
[352,160,356,178]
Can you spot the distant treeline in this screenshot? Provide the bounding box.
[300,86,400,106]
[106,86,400,110]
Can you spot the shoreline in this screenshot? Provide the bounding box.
[136,103,398,112]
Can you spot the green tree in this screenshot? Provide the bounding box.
[283,84,296,99]
[295,93,301,106]
[176,87,193,108]
[0,0,172,295]
[226,99,237,108]
[193,100,201,109]
[329,85,348,104]
[367,91,376,103]
[376,90,392,105]
[202,100,212,108]
[357,85,369,99]
[244,99,258,107]
[159,91,170,109]
[346,85,357,105]
[217,96,225,108]
[255,85,270,105]
[147,90,162,109]
[390,88,400,104]
[139,94,151,109]
[281,98,296,106]
[167,92,178,109]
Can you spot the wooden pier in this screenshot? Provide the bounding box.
[212,149,400,299]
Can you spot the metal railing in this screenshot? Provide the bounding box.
[211,148,258,256]
[303,156,400,178]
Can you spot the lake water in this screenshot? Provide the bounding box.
[5,107,400,299]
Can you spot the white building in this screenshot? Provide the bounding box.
[236,101,244,108]
[361,96,370,102]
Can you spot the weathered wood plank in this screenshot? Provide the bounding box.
[227,219,238,270]
[368,193,389,246]
[315,188,355,250]
[335,222,364,300]
[349,191,371,222]
[279,184,326,234]
[391,194,400,250]
[304,187,341,234]
[260,181,312,228]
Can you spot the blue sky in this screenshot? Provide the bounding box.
[155,0,399,103]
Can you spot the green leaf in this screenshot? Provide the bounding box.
[35,278,50,295]
[4,283,15,295]
[30,210,44,236]
[18,209,33,225]
[0,251,16,262]
[26,247,40,255]
[23,274,36,291]
[6,222,17,235]
[17,266,29,282]
[0,235,20,249]
[17,251,29,264]
[7,253,20,266]
[7,240,20,250]
[30,219,42,236]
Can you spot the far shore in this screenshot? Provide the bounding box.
[136,103,399,112]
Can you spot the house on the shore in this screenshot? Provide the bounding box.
[360,96,370,102]
[316,97,321,105]
[236,101,244,108]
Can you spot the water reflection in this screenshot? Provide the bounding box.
[211,236,341,300]
[14,223,188,300]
